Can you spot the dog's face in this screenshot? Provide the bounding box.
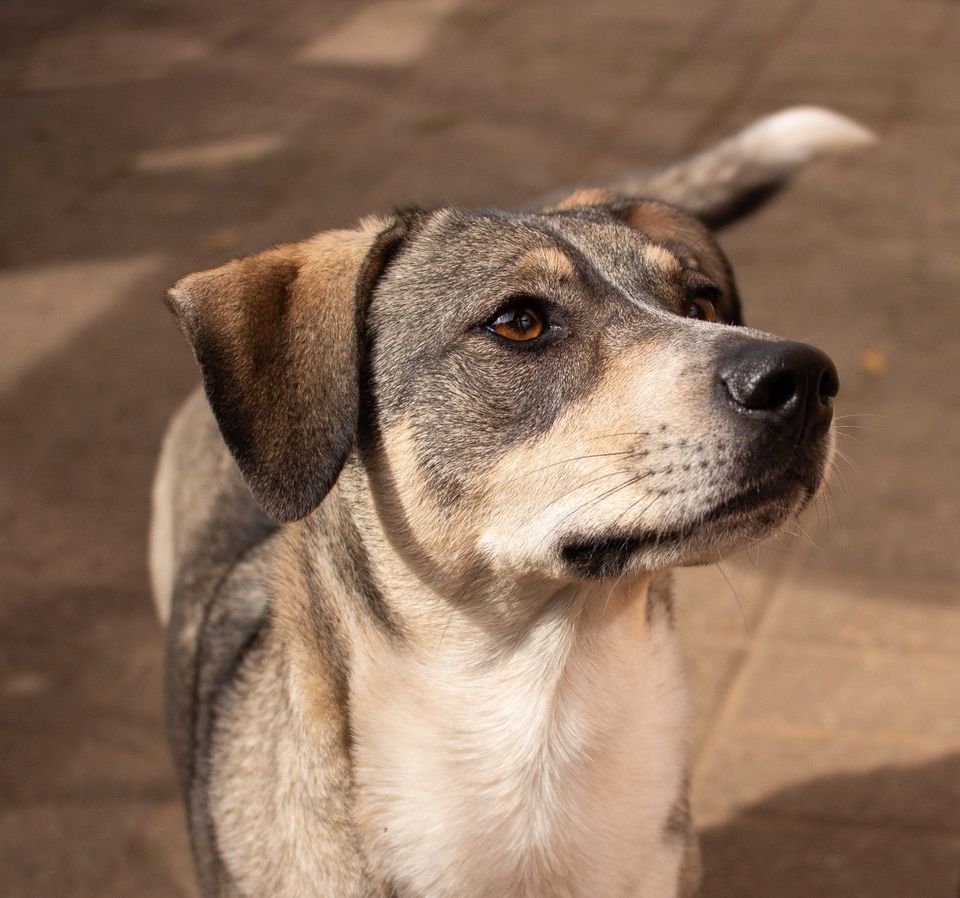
[364,200,836,581]
[169,196,836,585]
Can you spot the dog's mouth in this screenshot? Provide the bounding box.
[559,468,811,579]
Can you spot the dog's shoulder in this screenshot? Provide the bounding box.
[151,388,278,776]
[151,391,380,895]
[150,386,277,619]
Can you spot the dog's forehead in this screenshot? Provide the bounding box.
[392,206,685,304]
[537,212,684,297]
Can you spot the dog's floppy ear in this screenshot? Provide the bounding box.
[166,214,408,522]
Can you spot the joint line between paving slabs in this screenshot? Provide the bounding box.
[690,543,810,789]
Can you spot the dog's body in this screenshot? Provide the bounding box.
[153,399,693,896]
[151,108,872,897]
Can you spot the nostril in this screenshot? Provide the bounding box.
[818,366,840,405]
[727,366,799,413]
[763,369,799,412]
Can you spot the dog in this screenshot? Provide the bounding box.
[150,107,873,898]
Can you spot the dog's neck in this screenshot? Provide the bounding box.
[312,463,656,654]
[276,473,689,897]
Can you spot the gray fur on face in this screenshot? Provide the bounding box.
[363,203,738,508]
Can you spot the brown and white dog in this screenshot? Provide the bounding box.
[150,107,873,898]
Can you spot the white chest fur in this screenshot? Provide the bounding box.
[350,585,691,898]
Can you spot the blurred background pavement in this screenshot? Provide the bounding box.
[1,0,959,895]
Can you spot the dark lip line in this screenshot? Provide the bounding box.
[641,470,805,546]
[560,469,804,565]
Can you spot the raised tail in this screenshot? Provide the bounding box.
[607,106,876,229]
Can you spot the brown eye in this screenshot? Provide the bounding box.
[686,296,718,323]
[487,300,546,342]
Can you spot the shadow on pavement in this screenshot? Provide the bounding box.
[700,753,960,898]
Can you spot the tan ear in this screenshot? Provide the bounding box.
[167,214,408,522]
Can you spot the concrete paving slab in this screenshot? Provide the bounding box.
[298,0,462,68]
[19,25,210,92]
[696,733,960,831]
[684,642,745,750]
[674,552,794,640]
[729,643,960,740]
[0,801,163,898]
[99,799,199,898]
[0,254,165,389]
[772,576,960,654]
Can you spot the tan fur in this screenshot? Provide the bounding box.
[642,242,683,278]
[624,202,728,285]
[517,245,577,281]
[207,641,373,898]
[148,420,178,624]
[547,187,619,210]
[167,215,401,522]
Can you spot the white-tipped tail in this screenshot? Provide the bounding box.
[724,106,877,167]
[605,106,877,228]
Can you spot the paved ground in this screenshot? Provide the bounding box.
[2,0,959,895]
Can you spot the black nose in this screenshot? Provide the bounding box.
[719,341,839,440]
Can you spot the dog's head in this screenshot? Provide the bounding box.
[170,108,875,585]
[169,192,836,584]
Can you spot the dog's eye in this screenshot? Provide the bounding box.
[487,299,546,342]
[685,292,718,323]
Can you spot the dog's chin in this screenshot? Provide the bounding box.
[558,469,820,581]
